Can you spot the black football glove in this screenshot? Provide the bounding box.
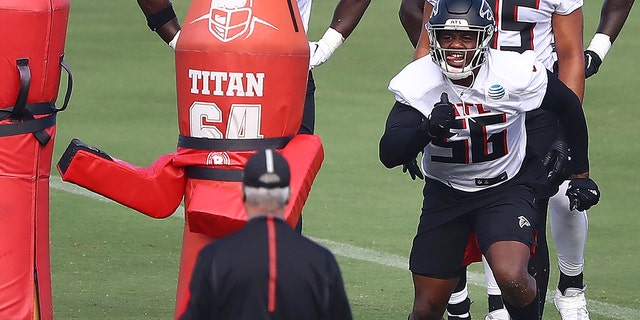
[402,157,424,180]
[542,134,572,186]
[584,50,603,79]
[566,177,600,211]
[426,92,455,139]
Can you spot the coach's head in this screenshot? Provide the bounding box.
[242,149,291,218]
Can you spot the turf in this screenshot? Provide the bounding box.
[48,0,639,319]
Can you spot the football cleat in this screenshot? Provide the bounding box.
[554,286,590,320]
[485,308,511,320]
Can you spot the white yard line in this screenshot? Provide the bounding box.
[51,176,640,319]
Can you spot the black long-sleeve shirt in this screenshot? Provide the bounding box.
[179,215,352,320]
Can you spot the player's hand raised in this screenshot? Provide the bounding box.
[426,93,455,139]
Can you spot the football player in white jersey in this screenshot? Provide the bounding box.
[548,0,634,317]
[136,0,370,232]
[379,0,600,319]
[398,0,589,319]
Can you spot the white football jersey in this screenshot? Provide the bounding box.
[388,49,548,191]
[297,0,312,33]
[426,0,582,69]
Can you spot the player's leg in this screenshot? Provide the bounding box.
[446,272,471,320]
[410,274,460,320]
[549,180,590,319]
[485,241,540,320]
[476,183,540,320]
[409,195,472,320]
[529,197,550,316]
[298,70,315,135]
[482,257,511,320]
[523,108,558,317]
[295,70,316,233]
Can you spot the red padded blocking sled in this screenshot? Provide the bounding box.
[172,0,311,318]
[59,0,310,225]
[56,0,314,318]
[0,0,70,319]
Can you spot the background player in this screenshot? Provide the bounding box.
[549,0,634,318]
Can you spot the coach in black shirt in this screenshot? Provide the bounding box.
[179,149,352,320]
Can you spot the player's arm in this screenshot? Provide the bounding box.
[540,71,588,175]
[540,71,600,211]
[413,2,434,60]
[329,0,371,39]
[308,0,371,69]
[137,0,181,48]
[399,0,427,48]
[379,102,431,168]
[595,0,635,42]
[379,95,454,168]
[552,8,585,101]
[585,0,635,77]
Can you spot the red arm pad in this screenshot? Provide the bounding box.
[185,134,324,237]
[57,139,186,218]
[280,134,324,228]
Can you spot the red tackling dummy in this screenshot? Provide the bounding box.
[0,0,71,319]
[57,0,320,318]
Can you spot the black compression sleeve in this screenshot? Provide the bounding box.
[540,70,589,173]
[147,5,176,31]
[379,101,431,168]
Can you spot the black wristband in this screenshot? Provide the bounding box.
[147,5,176,31]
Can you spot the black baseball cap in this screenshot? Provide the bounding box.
[243,149,290,188]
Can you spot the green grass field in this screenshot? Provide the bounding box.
[49,1,639,319]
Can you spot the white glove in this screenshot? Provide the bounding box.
[308,28,344,70]
[169,30,181,50]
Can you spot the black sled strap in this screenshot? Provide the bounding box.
[0,57,74,146]
[56,56,73,112]
[10,58,31,121]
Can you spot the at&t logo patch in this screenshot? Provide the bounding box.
[487,84,508,101]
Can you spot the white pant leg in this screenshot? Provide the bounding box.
[483,256,502,295]
[549,180,589,276]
